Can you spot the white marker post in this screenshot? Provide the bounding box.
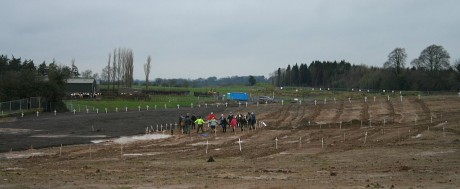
[86,109,89,114]
[443,126,445,137]
[324,98,326,104]
[364,131,368,144]
[246,102,248,107]
[364,96,367,103]
[54,110,57,116]
[321,138,324,149]
[138,105,141,111]
[73,109,76,115]
[96,108,99,114]
[275,137,278,149]
[400,95,403,102]
[116,107,118,112]
[154,105,157,110]
[177,104,180,109]
[238,102,241,107]
[36,111,39,117]
[205,103,208,108]
[225,102,228,107]
[348,97,351,103]
[282,100,284,105]
[120,144,123,159]
[125,107,128,112]
[299,100,302,105]
[206,140,209,154]
[299,137,302,148]
[21,112,24,117]
[105,108,107,114]
[191,103,193,109]
[147,105,149,111]
[388,95,390,101]
[314,100,317,106]
[374,96,376,103]
[239,138,242,152]
[164,104,167,109]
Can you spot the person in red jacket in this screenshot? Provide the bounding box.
[230,115,238,133]
[207,112,217,120]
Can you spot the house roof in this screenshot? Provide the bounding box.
[67,78,95,84]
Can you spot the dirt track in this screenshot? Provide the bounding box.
[1,96,460,188]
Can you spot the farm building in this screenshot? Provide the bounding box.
[66,78,98,98]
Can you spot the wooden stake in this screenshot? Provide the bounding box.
[299,137,302,148]
[443,126,445,137]
[321,138,324,149]
[239,138,242,152]
[275,137,278,149]
[364,131,368,144]
[120,144,123,159]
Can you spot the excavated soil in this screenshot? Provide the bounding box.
[0,95,459,188]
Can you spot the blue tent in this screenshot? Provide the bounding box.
[227,92,249,101]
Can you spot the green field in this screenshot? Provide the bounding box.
[63,84,422,112]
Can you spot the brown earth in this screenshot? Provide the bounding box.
[1,95,460,188]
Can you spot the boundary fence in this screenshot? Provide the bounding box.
[0,97,41,115]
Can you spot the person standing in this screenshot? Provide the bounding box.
[209,117,218,133]
[184,113,192,134]
[195,116,205,134]
[179,115,185,134]
[191,114,197,130]
[208,112,217,120]
[220,114,228,133]
[230,115,238,133]
[248,112,256,130]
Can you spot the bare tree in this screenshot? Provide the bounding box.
[108,48,134,89]
[70,58,79,78]
[384,47,407,75]
[144,55,152,90]
[101,66,109,84]
[81,69,93,78]
[112,49,117,91]
[453,59,460,73]
[107,53,111,89]
[411,44,450,71]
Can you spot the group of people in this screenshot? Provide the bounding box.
[178,111,257,134]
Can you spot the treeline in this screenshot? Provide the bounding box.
[142,75,269,87]
[273,45,460,91]
[0,55,71,110]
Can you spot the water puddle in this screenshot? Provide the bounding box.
[92,134,172,144]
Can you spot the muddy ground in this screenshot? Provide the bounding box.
[0,96,459,188]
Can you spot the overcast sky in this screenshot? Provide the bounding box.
[1,0,459,80]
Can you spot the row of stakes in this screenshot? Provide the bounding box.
[28,122,449,160]
[50,124,447,160]
[29,94,419,118]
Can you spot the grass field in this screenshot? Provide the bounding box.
[64,84,428,113]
